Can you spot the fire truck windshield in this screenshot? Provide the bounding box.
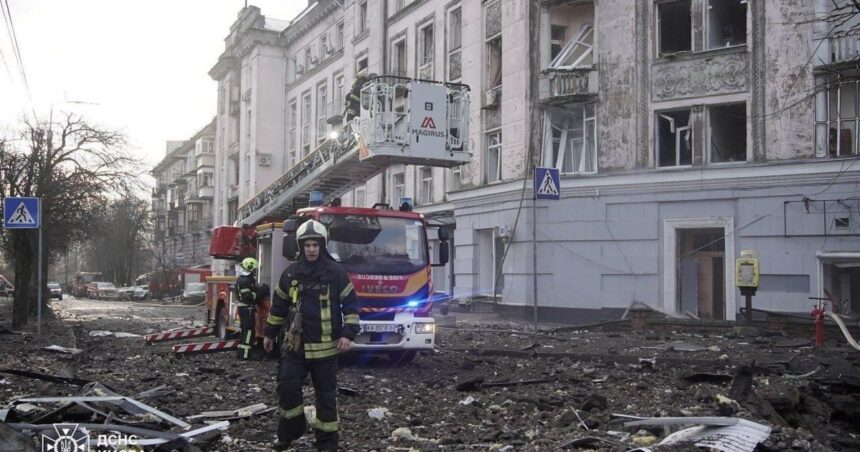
[320,214,427,275]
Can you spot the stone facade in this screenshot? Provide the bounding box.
[201,1,860,322]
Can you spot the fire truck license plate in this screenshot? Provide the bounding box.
[362,324,400,333]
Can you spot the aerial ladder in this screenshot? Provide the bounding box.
[153,76,471,357]
[237,76,470,224]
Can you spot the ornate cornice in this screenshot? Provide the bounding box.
[209,55,238,81]
[280,0,340,45]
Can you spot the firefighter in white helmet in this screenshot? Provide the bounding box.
[264,220,359,451]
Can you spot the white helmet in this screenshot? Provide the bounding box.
[296,220,328,246]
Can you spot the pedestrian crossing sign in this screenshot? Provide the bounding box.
[534,167,560,200]
[4,197,40,229]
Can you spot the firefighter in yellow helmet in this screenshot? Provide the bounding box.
[236,257,264,360]
[264,220,359,451]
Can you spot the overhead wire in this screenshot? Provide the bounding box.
[0,0,37,122]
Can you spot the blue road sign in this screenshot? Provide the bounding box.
[534,167,560,201]
[4,197,40,229]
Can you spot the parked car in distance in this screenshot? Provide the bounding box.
[48,282,63,300]
[88,282,118,300]
[132,285,149,301]
[181,282,207,304]
[117,286,136,301]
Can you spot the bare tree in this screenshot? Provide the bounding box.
[83,193,153,285]
[0,113,142,328]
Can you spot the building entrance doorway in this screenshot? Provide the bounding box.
[678,228,726,320]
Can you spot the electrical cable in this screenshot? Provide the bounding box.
[0,0,36,122]
[491,106,539,306]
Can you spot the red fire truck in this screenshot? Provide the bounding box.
[205,76,467,362]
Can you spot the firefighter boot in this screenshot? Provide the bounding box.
[310,358,339,451]
[277,355,309,446]
[237,306,255,360]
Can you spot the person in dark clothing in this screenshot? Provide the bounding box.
[236,257,261,360]
[264,220,359,451]
[343,71,377,122]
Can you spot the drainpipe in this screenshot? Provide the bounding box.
[379,0,389,204]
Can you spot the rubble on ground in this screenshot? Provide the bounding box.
[0,299,857,450]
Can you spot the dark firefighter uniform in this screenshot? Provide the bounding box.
[344,72,375,122]
[236,257,260,360]
[265,220,359,451]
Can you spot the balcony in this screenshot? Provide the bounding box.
[830,30,860,65]
[539,68,598,103]
[170,170,185,185]
[184,189,202,204]
[196,153,215,170]
[198,185,214,199]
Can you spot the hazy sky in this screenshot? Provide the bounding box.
[0,1,305,168]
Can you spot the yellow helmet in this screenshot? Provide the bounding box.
[241,257,258,272]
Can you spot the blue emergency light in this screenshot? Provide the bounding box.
[309,191,325,207]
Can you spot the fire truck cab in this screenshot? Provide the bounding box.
[268,205,448,362]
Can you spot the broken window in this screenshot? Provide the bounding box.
[816,77,859,157]
[542,103,597,174]
[486,130,502,183]
[657,109,692,167]
[709,103,747,163]
[706,0,747,49]
[419,167,434,205]
[657,0,691,56]
[357,55,368,73]
[549,24,593,69]
[550,25,566,61]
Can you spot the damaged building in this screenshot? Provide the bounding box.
[204,0,860,323]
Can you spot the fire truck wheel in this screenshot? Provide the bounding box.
[215,304,227,340]
[387,350,416,366]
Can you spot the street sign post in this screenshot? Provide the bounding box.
[3,197,42,336]
[531,168,561,335]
